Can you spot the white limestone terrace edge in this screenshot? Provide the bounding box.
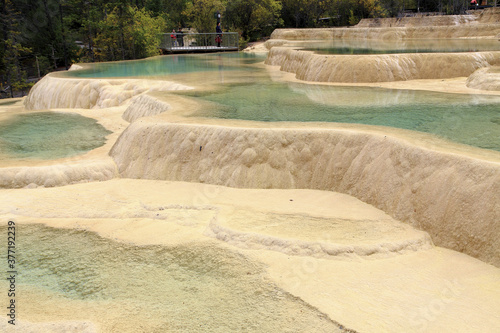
[122,94,171,122]
[466,65,500,90]
[270,8,500,40]
[23,69,193,110]
[108,106,500,267]
[264,47,500,84]
[264,8,500,84]
[4,180,432,259]
[0,66,190,189]
[205,216,434,260]
[269,23,500,40]
[0,160,118,189]
[207,224,433,259]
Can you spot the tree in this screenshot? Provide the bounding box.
[281,0,332,28]
[183,0,225,33]
[145,0,188,27]
[93,5,165,61]
[225,0,282,40]
[328,0,354,26]
[0,0,33,97]
[364,0,390,18]
[128,7,166,58]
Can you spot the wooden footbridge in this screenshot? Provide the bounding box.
[160,32,239,53]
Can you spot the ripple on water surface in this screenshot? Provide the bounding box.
[1,224,346,332]
[67,51,500,152]
[189,82,500,152]
[69,53,265,78]
[0,112,112,160]
[302,39,500,54]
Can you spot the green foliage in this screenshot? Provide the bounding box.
[93,6,165,62]
[225,0,283,40]
[183,0,225,33]
[130,7,166,58]
[348,9,360,26]
[280,0,333,28]
[0,0,481,99]
[322,0,352,27]
[1,0,33,97]
[36,55,52,76]
[145,0,189,27]
[238,35,249,50]
[93,8,121,61]
[365,0,390,18]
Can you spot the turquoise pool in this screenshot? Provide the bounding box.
[0,112,111,159]
[0,224,340,331]
[71,53,265,78]
[69,52,500,152]
[303,39,500,54]
[186,81,500,152]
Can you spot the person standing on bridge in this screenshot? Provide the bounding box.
[216,22,222,47]
[178,28,184,47]
[171,29,177,47]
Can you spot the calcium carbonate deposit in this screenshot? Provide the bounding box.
[1,8,500,333]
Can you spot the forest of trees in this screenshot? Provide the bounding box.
[0,0,480,97]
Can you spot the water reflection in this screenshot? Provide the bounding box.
[71,53,266,78]
[67,52,500,152]
[189,82,500,151]
[302,39,500,54]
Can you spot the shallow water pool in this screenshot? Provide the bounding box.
[187,82,500,152]
[70,53,265,78]
[0,112,111,159]
[302,39,500,54]
[1,224,342,332]
[68,52,500,152]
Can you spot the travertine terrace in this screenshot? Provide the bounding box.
[0,8,499,333]
[266,8,500,83]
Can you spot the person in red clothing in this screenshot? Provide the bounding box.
[216,23,222,47]
[171,29,177,47]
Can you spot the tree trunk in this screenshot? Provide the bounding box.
[0,0,7,80]
[42,0,58,68]
[86,0,94,62]
[59,0,68,69]
[119,5,126,60]
[1,0,12,97]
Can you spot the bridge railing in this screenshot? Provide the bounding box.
[160,32,239,52]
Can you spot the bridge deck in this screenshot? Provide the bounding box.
[167,45,239,53]
[161,32,239,53]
